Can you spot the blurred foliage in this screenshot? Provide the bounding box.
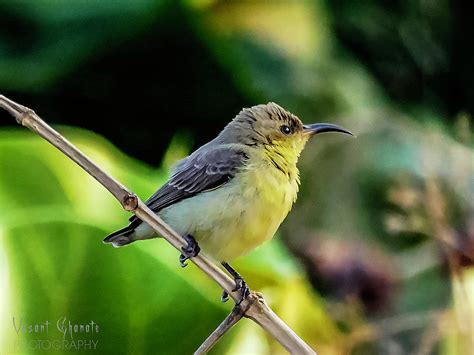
[1,0,473,354]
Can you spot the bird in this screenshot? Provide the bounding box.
[104,102,352,301]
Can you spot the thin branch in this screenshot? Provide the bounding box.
[195,304,247,354]
[0,95,316,355]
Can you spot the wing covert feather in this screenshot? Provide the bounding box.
[129,146,248,225]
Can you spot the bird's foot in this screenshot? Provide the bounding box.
[221,262,250,304]
[179,234,200,268]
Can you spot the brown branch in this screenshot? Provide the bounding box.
[0,95,316,354]
[195,304,247,354]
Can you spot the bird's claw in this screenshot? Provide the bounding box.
[221,262,250,304]
[179,234,200,268]
[221,290,229,303]
[179,254,189,268]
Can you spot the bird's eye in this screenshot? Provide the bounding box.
[280,125,291,135]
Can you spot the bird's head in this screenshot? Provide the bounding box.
[225,102,353,167]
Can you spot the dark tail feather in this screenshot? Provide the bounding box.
[103,225,135,247]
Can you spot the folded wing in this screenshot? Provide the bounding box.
[128,145,249,227]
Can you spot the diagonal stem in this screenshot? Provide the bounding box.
[194,304,247,354]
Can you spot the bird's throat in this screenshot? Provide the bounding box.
[263,144,300,182]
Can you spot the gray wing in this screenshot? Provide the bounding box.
[128,146,249,226]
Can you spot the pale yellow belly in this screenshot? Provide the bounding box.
[158,168,297,261]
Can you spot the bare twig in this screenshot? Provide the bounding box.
[0,95,316,354]
[195,304,247,354]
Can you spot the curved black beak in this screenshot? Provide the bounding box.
[303,123,354,137]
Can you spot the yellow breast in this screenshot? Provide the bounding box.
[195,157,299,261]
